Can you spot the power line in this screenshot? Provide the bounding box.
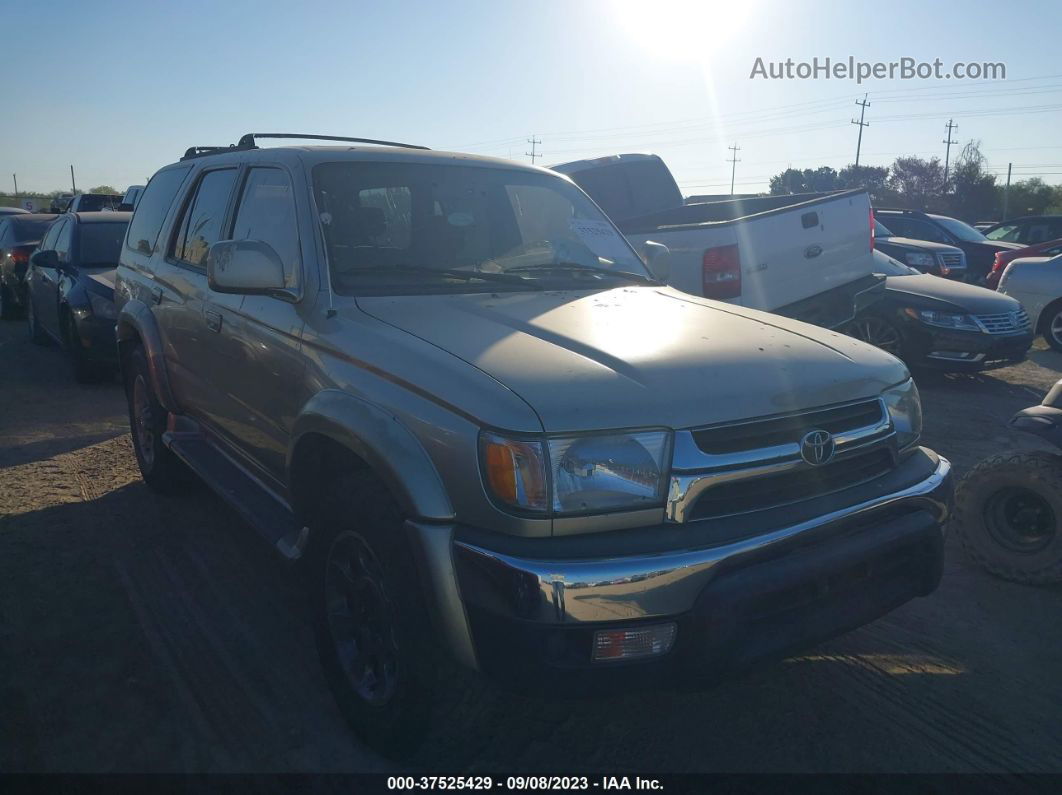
[726,143,741,195]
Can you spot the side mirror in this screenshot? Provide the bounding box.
[642,240,670,282]
[207,240,288,297]
[31,249,59,269]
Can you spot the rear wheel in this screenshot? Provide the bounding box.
[953,452,1062,585]
[308,472,452,756]
[845,314,904,357]
[124,346,192,493]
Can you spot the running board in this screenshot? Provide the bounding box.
[162,431,308,561]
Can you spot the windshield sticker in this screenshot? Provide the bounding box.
[570,219,632,264]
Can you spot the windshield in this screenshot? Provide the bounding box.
[874,219,894,237]
[984,223,1019,242]
[873,250,919,276]
[312,162,651,295]
[79,221,129,265]
[934,216,986,243]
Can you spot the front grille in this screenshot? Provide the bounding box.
[691,399,884,454]
[937,252,966,271]
[688,447,895,520]
[976,309,1031,335]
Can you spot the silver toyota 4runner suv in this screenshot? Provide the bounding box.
[115,133,952,752]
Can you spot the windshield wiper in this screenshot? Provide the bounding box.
[345,264,543,288]
[503,261,658,285]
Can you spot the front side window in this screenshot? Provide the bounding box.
[127,166,190,255]
[230,168,301,287]
[313,161,650,296]
[53,219,73,262]
[173,168,237,267]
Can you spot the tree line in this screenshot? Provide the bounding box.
[768,141,1062,222]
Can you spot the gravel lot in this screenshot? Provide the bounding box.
[2,318,1061,774]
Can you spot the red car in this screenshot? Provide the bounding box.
[987,237,1062,290]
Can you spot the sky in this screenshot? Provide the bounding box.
[2,0,1061,197]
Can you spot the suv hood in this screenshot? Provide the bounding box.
[358,287,907,432]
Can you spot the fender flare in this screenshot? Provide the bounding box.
[116,299,179,413]
[289,389,455,522]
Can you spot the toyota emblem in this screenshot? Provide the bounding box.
[800,429,835,466]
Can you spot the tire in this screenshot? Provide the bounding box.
[1041,302,1062,352]
[65,314,98,384]
[953,451,1062,585]
[307,471,451,756]
[26,297,47,345]
[124,346,192,493]
[844,313,905,358]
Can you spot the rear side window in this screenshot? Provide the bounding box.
[173,169,238,267]
[126,167,190,255]
[230,168,300,287]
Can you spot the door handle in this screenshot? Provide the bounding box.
[205,310,222,333]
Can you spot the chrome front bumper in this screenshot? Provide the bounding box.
[455,453,951,626]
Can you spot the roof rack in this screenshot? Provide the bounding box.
[236,133,429,150]
[181,145,240,161]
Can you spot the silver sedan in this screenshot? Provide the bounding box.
[999,253,1062,349]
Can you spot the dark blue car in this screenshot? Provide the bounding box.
[25,211,131,381]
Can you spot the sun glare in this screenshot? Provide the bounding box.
[614,0,759,61]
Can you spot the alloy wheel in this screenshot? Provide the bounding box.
[849,316,902,355]
[984,486,1057,554]
[324,532,400,707]
[132,374,156,468]
[1049,312,1062,347]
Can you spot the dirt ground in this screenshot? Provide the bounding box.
[1,318,1061,774]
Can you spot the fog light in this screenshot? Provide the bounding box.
[592,623,676,662]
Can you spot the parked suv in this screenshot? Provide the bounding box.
[874,208,1023,284]
[874,218,966,279]
[115,134,952,753]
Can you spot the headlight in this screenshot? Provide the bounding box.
[882,379,922,451]
[89,293,117,320]
[904,308,980,331]
[480,430,672,515]
[905,253,935,268]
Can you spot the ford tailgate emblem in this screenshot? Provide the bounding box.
[804,244,823,259]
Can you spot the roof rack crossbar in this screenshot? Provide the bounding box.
[236,133,429,150]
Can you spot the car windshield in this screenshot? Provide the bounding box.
[80,221,129,265]
[934,216,986,243]
[873,251,919,276]
[984,223,1019,242]
[312,161,652,295]
[874,220,894,237]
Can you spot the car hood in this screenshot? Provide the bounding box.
[878,237,962,254]
[885,273,1022,314]
[358,286,908,432]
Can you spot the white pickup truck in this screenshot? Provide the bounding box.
[552,153,883,329]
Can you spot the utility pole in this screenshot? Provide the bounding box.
[852,94,870,167]
[1003,162,1012,220]
[942,119,959,189]
[70,165,77,194]
[727,143,741,195]
[12,174,18,200]
[525,136,542,165]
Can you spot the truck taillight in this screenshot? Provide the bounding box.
[11,247,31,266]
[702,244,742,299]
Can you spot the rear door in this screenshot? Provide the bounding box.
[151,166,245,435]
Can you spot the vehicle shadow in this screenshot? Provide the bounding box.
[0,429,128,469]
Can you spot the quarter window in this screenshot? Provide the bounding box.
[173,168,237,267]
[126,166,190,255]
[231,168,301,287]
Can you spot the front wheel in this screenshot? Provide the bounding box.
[845,314,904,357]
[1042,304,1062,352]
[308,472,453,756]
[26,297,47,344]
[953,451,1062,585]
